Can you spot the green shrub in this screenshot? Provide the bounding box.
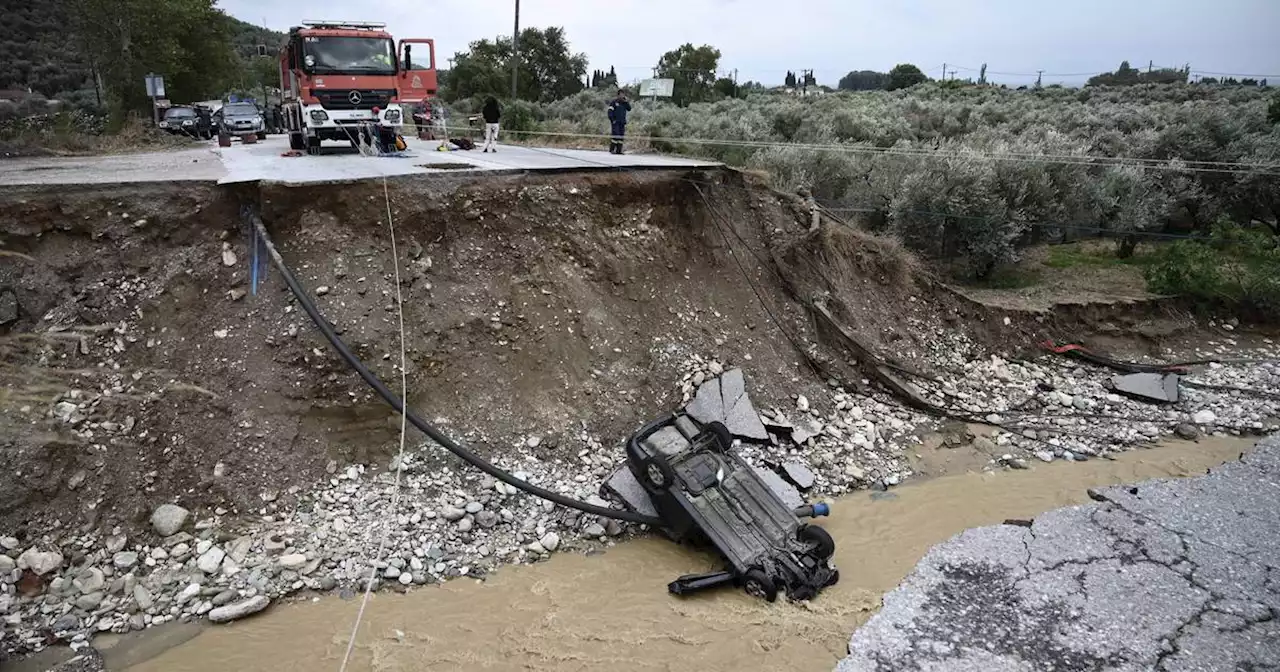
[1143,221,1280,314]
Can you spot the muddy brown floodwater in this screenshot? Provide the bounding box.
[107,437,1254,672]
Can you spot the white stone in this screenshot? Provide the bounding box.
[277,553,307,569]
[539,532,560,552]
[197,546,226,574]
[150,504,190,536]
[16,548,63,576]
[208,595,270,624]
[1191,410,1217,425]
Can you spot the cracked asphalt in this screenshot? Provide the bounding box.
[837,436,1280,672]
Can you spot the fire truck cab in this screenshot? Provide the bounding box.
[279,21,437,154]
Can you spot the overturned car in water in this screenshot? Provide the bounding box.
[605,369,838,602]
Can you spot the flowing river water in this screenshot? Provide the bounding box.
[75,436,1253,672]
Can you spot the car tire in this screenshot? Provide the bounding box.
[742,568,778,602]
[289,132,305,151]
[642,455,676,492]
[706,421,733,452]
[798,524,835,560]
[825,569,840,587]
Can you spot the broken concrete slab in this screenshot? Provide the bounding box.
[683,368,769,442]
[601,466,659,519]
[777,461,816,491]
[1111,372,1180,403]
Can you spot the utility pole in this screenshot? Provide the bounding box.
[1035,70,1044,89]
[733,68,739,98]
[942,63,946,81]
[510,0,520,99]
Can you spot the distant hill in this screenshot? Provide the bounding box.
[0,0,93,98]
[0,7,285,101]
[227,16,287,59]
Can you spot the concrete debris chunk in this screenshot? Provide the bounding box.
[1111,372,1180,404]
[683,368,769,442]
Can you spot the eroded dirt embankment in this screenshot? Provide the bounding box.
[1,169,959,538]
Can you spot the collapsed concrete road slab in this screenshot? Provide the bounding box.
[1111,372,1180,403]
[684,368,770,441]
[836,435,1280,672]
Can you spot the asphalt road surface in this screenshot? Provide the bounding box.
[837,435,1280,672]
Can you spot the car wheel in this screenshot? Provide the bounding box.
[706,421,733,452]
[825,569,840,587]
[742,568,778,602]
[642,455,676,492]
[798,524,835,560]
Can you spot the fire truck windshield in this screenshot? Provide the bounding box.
[302,36,396,75]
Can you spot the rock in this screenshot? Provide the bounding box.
[208,595,270,624]
[112,551,138,570]
[197,546,226,574]
[52,401,78,422]
[844,463,866,481]
[73,568,105,594]
[67,469,87,490]
[133,585,154,610]
[1191,410,1217,425]
[75,591,104,610]
[17,548,63,576]
[1034,451,1055,463]
[104,534,127,554]
[605,520,623,537]
[51,614,80,633]
[150,504,190,537]
[0,555,14,575]
[0,289,17,326]
[226,536,253,564]
[527,541,546,554]
[441,506,466,522]
[796,395,810,412]
[221,243,237,267]
[456,517,473,533]
[1174,423,1201,440]
[475,510,499,529]
[464,502,483,514]
[525,436,542,448]
[583,523,605,537]
[177,583,201,604]
[277,553,307,569]
[0,536,18,550]
[539,532,561,552]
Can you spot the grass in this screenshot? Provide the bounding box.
[967,266,1044,289]
[1042,241,1156,269]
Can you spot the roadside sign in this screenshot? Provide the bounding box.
[639,78,674,97]
[144,74,166,98]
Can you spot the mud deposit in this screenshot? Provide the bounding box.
[107,436,1253,672]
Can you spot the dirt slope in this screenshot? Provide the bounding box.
[1,170,928,536]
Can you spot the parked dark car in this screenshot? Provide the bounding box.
[158,106,213,139]
[218,102,267,140]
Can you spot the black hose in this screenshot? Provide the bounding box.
[248,213,663,526]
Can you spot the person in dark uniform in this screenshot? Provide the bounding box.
[607,89,632,154]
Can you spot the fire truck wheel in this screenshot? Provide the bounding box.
[289,132,305,151]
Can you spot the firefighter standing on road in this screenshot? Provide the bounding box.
[607,89,632,155]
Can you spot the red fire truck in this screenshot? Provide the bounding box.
[279,21,437,154]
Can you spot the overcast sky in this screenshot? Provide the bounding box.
[218,0,1280,87]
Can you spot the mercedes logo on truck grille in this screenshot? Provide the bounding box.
[348,91,363,105]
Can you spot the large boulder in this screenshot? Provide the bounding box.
[150,503,191,537]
